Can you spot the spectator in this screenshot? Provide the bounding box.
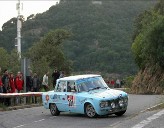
[120,80,125,88]
[52,68,60,88]
[59,71,65,78]
[110,79,115,88]
[15,72,24,104]
[26,71,33,92]
[31,72,40,103]
[116,79,121,88]
[0,75,3,104]
[2,69,9,93]
[0,67,3,103]
[1,69,10,105]
[9,72,16,93]
[15,72,24,93]
[42,71,49,91]
[0,75,3,93]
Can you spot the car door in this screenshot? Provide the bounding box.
[63,81,77,112]
[55,80,68,112]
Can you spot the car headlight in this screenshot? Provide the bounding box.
[111,102,116,109]
[118,99,124,107]
[124,97,128,103]
[100,101,109,108]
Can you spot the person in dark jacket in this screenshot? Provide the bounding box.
[52,68,60,88]
[2,69,9,93]
[0,71,3,103]
[31,72,40,103]
[1,69,10,106]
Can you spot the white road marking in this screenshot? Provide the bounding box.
[140,102,164,113]
[49,116,57,119]
[132,109,164,128]
[13,124,26,128]
[13,119,45,128]
[34,119,45,122]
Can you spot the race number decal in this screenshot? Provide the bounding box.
[67,95,75,107]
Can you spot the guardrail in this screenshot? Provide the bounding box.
[0,92,43,107]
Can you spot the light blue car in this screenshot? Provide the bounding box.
[42,74,128,118]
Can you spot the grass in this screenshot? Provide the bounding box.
[145,102,164,112]
[0,103,8,111]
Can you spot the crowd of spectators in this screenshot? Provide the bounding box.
[0,67,65,105]
[106,78,124,88]
[0,69,25,105]
[0,69,24,94]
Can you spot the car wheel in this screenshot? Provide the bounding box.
[115,110,126,116]
[50,103,60,116]
[85,103,97,118]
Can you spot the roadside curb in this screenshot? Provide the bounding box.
[9,104,42,110]
[0,104,42,111]
[140,102,164,113]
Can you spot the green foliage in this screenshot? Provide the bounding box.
[27,29,72,76]
[124,75,135,88]
[0,103,8,111]
[154,0,164,15]
[0,47,10,71]
[0,48,20,74]
[2,18,17,30]
[132,2,164,70]
[9,49,21,74]
[0,0,156,75]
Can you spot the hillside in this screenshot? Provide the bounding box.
[131,0,164,94]
[0,0,156,75]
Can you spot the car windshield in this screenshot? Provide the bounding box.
[77,76,108,92]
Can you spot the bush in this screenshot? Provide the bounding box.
[124,75,135,88]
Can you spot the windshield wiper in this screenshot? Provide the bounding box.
[88,87,101,91]
[100,87,108,89]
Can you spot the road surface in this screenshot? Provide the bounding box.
[0,94,163,128]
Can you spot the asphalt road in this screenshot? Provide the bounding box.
[0,94,163,128]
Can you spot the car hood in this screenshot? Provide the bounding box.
[86,89,127,99]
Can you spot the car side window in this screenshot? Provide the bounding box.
[78,83,88,92]
[56,81,66,92]
[67,81,77,92]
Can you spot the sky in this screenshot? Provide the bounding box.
[0,0,59,30]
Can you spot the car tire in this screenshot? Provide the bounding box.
[85,103,97,118]
[50,103,60,116]
[115,110,126,116]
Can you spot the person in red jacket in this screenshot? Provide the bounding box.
[0,75,3,93]
[0,69,3,103]
[0,67,2,93]
[9,72,16,93]
[15,72,24,93]
[110,79,115,88]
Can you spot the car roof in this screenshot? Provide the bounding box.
[58,74,101,81]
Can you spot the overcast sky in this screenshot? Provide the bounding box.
[0,0,59,30]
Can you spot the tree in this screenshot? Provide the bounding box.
[131,0,164,94]
[27,29,72,76]
[132,8,164,69]
[0,47,9,71]
[0,0,156,75]
[2,18,17,30]
[8,49,21,74]
[0,48,20,75]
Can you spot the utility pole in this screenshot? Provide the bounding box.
[16,0,22,59]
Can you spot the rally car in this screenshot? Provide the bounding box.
[42,74,128,118]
